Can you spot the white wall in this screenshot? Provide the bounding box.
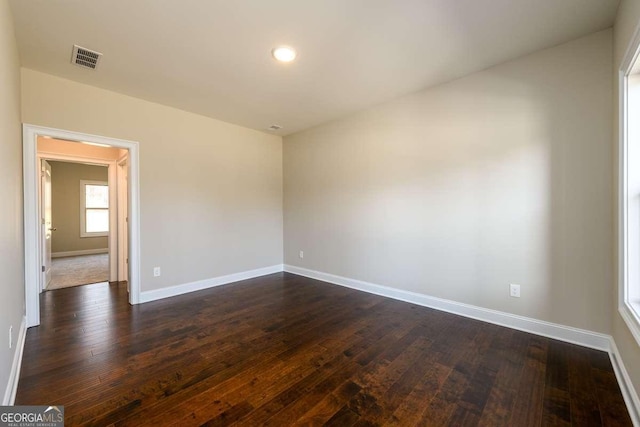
[284,30,613,334]
[613,0,640,402]
[0,0,24,402]
[21,68,283,292]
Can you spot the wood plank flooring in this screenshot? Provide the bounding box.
[15,272,632,426]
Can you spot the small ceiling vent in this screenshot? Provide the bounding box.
[71,45,102,70]
[268,124,282,131]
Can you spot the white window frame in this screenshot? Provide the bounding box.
[618,22,640,347]
[80,179,109,237]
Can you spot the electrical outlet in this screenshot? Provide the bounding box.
[9,326,12,349]
[510,284,521,298]
[153,267,161,277]
[299,251,304,259]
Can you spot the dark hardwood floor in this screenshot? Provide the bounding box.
[16,272,631,426]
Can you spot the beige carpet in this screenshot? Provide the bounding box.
[47,253,109,290]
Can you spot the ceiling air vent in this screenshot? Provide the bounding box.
[71,45,102,70]
[268,124,282,131]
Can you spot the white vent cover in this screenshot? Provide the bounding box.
[268,124,282,131]
[71,45,102,70]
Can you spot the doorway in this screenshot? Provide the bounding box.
[23,124,141,327]
[40,157,112,290]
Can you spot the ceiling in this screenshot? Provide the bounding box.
[9,0,619,136]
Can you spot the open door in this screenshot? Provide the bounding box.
[41,160,53,290]
[117,155,129,286]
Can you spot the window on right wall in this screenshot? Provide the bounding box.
[619,28,640,346]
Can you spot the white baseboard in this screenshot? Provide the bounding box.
[609,339,640,426]
[6,262,639,419]
[52,248,108,258]
[2,316,26,405]
[284,265,640,420]
[284,265,611,351]
[139,264,284,303]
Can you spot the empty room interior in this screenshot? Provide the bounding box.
[1,0,640,425]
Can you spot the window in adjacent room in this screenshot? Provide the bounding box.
[619,30,640,346]
[80,180,109,237]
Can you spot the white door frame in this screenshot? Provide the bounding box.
[23,124,141,327]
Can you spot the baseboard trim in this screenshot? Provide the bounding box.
[139,264,284,303]
[8,263,638,418]
[2,316,26,405]
[283,265,640,420]
[284,265,611,352]
[609,339,640,426]
[52,248,108,258]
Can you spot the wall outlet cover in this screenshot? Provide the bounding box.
[510,284,521,298]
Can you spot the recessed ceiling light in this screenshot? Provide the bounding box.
[272,46,297,63]
[81,141,111,148]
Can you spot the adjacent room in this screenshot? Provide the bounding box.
[36,136,129,292]
[1,0,640,425]
[46,160,109,290]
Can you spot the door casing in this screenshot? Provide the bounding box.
[23,124,141,328]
